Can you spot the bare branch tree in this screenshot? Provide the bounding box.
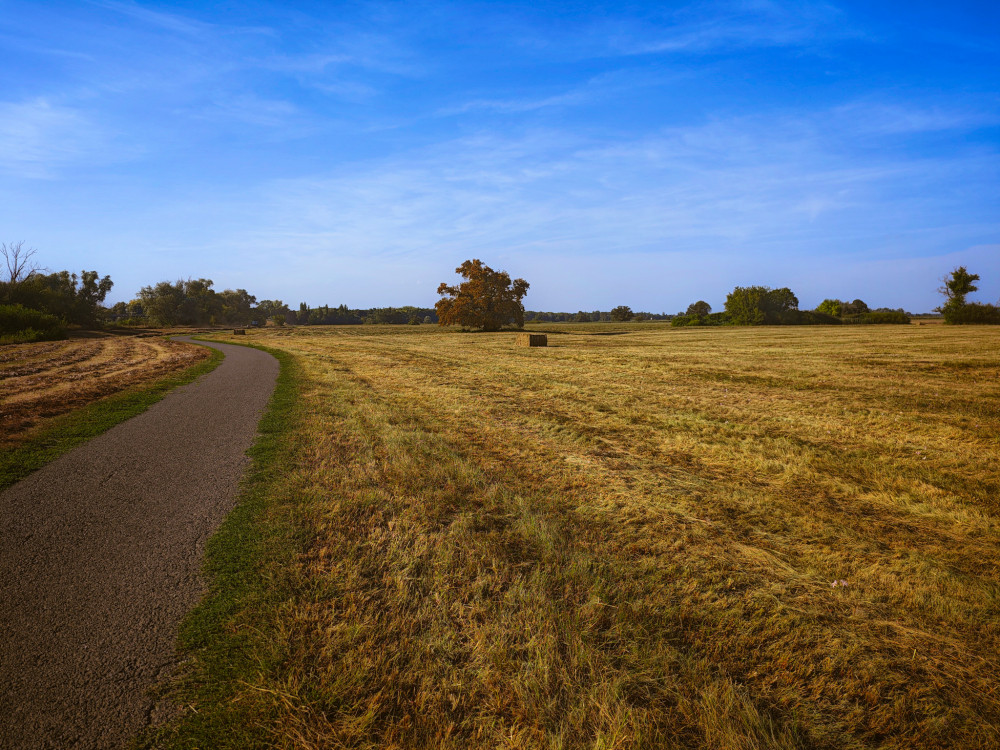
[2,241,41,285]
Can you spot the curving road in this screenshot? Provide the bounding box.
[0,337,279,749]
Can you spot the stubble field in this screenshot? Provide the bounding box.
[177,322,998,748]
[0,334,211,449]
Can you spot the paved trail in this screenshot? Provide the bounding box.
[0,338,278,749]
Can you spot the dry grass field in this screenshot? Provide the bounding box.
[186,323,999,748]
[0,334,210,447]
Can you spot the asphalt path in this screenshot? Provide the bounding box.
[0,337,279,749]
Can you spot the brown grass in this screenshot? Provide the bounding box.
[0,333,210,447]
[189,323,1000,748]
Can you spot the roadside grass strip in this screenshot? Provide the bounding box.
[0,344,223,492]
[143,342,305,749]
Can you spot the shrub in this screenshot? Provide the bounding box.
[0,303,67,344]
[943,302,1000,325]
[842,311,911,325]
[770,310,841,325]
[670,311,731,327]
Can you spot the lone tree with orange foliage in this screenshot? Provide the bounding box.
[436,259,529,331]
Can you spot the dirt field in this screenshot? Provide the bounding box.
[0,334,210,447]
[171,322,1000,749]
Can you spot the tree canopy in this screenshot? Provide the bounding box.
[435,260,529,331]
[0,244,113,330]
[936,267,979,320]
[724,286,799,325]
[137,279,256,326]
[815,299,843,317]
[935,266,998,324]
[686,300,711,317]
[610,305,634,322]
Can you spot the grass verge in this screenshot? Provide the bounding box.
[0,343,223,492]
[141,341,305,749]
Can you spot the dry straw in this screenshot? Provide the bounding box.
[516,333,547,347]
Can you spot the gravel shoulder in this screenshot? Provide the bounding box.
[0,337,279,749]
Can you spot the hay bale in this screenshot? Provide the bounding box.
[516,333,547,347]
[233,328,246,335]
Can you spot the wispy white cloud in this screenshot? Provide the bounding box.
[90,0,216,37]
[143,99,996,309]
[0,32,97,61]
[260,53,355,74]
[189,94,303,130]
[830,100,1000,136]
[441,91,588,115]
[0,98,114,178]
[573,0,863,58]
[439,68,686,117]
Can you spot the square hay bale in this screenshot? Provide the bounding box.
[233,328,246,335]
[516,333,547,347]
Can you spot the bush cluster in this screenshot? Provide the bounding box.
[0,303,67,344]
[671,311,731,327]
[944,302,1000,325]
[842,311,911,325]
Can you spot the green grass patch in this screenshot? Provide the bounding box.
[0,344,224,492]
[141,341,305,749]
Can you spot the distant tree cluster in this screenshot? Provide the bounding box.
[288,303,436,326]
[113,290,439,329]
[1,241,113,343]
[671,286,912,327]
[815,298,870,317]
[128,279,256,327]
[936,267,1000,324]
[813,297,911,324]
[523,308,668,323]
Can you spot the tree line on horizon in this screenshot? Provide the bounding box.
[2,245,998,343]
[670,288,913,327]
[110,280,441,328]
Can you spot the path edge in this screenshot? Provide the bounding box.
[0,340,224,492]
[139,338,304,749]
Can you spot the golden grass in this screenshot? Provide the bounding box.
[0,334,209,446]
[196,323,999,748]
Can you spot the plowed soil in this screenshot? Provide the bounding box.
[0,335,210,446]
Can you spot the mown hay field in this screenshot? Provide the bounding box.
[0,334,209,447]
[191,323,999,749]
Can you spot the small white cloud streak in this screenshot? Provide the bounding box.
[599,0,859,57]
[188,93,303,129]
[0,98,112,178]
[91,0,217,37]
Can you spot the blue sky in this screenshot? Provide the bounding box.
[1,1,997,312]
